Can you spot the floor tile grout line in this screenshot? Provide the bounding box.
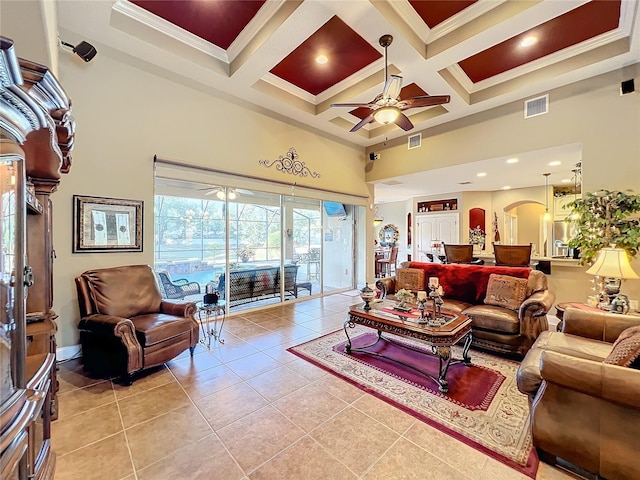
[112,378,140,480]
[143,365,249,478]
[358,435,406,479]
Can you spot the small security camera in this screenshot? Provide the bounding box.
[60,39,97,62]
[369,152,380,161]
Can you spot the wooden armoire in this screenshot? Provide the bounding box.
[0,36,75,480]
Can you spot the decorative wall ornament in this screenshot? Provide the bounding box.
[258,147,320,178]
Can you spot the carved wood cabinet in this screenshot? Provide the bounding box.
[1,36,75,480]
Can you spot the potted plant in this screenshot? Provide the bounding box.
[237,247,255,263]
[469,225,486,252]
[395,288,415,308]
[566,189,640,265]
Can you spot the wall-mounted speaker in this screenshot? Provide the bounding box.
[621,79,635,95]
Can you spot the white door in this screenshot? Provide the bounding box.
[437,214,458,245]
[415,213,459,261]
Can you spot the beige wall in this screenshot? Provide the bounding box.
[50,50,365,347]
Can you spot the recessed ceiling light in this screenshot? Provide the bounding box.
[316,54,328,64]
[477,172,487,177]
[520,36,537,48]
[506,158,519,164]
[548,161,561,166]
[502,186,511,190]
[561,178,571,183]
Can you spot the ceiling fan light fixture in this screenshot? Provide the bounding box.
[374,106,399,125]
[228,190,237,200]
[215,190,226,200]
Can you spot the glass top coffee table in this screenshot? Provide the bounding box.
[345,300,472,393]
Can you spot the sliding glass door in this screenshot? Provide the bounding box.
[322,201,354,292]
[284,196,322,297]
[154,178,364,312]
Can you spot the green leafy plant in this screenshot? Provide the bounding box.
[236,247,255,261]
[566,189,640,265]
[395,288,414,305]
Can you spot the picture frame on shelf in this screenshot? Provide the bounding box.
[73,194,143,252]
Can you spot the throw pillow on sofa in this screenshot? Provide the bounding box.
[484,274,528,311]
[603,326,640,369]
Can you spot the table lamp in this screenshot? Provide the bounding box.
[586,247,639,312]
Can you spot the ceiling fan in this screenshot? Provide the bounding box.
[198,186,254,200]
[331,35,450,132]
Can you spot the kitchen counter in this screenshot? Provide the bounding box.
[475,253,581,267]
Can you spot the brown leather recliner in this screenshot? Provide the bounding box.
[75,264,199,383]
[517,307,640,479]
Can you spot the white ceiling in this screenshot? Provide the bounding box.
[372,142,583,203]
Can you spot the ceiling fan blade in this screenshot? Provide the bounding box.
[350,113,375,132]
[331,102,375,108]
[382,75,402,101]
[394,112,414,131]
[400,95,451,109]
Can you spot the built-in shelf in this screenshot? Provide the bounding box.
[417,199,457,213]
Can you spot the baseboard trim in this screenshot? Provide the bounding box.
[57,344,82,362]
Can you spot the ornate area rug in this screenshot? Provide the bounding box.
[288,327,537,478]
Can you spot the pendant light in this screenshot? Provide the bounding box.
[543,173,551,221]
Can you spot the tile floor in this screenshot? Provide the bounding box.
[53,292,581,480]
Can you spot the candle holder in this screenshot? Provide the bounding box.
[416,298,429,324]
[428,283,446,326]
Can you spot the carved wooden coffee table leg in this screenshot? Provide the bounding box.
[462,332,473,366]
[436,346,453,393]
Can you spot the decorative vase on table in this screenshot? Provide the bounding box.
[360,283,375,311]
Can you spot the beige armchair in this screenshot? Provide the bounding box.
[517,307,640,479]
[76,264,199,384]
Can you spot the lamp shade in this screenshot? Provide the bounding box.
[373,106,399,125]
[586,248,640,279]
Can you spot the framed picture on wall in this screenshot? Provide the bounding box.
[73,195,143,252]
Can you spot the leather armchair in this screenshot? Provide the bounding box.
[76,264,198,383]
[517,307,640,479]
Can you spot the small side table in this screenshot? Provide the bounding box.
[195,300,226,347]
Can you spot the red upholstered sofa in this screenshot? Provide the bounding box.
[376,262,555,356]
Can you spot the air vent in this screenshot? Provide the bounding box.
[458,181,472,185]
[524,94,549,118]
[382,180,405,186]
[408,133,421,150]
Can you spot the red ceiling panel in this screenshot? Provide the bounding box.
[349,83,428,120]
[131,0,265,50]
[269,16,381,96]
[409,1,477,28]
[459,0,621,83]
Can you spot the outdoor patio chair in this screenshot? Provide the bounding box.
[156,270,201,299]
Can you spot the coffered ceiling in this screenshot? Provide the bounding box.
[55,0,639,150]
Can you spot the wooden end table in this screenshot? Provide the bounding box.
[344,301,472,393]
